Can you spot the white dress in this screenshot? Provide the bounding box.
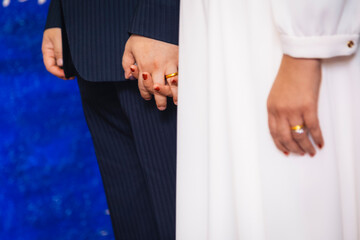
[177,0,360,239]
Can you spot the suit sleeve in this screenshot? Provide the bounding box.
[129,0,180,45]
[45,0,62,30]
[270,0,360,58]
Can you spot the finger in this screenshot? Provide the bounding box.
[152,70,168,111]
[289,117,316,156]
[122,47,136,79]
[154,83,172,97]
[43,51,66,78]
[304,111,325,150]
[61,76,76,81]
[142,72,154,94]
[143,72,173,97]
[268,113,290,155]
[53,34,63,68]
[130,65,139,80]
[169,76,178,86]
[165,66,178,105]
[170,77,178,105]
[277,116,305,155]
[138,72,152,101]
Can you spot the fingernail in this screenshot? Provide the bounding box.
[130,66,135,72]
[318,144,323,149]
[154,86,160,91]
[158,106,166,111]
[310,153,315,157]
[57,58,63,67]
[171,79,177,84]
[142,73,148,80]
[283,152,289,156]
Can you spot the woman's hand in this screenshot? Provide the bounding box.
[122,35,179,110]
[267,55,324,157]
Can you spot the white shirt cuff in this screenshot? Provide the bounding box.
[280,34,359,59]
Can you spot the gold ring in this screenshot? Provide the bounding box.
[165,72,178,79]
[291,125,305,134]
[291,125,304,130]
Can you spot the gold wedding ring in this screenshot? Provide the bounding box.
[291,125,305,134]
[165,72,178,79]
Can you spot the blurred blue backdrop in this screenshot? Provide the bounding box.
[0,1,114,239]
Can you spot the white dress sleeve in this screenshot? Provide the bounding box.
[270,0,360,58]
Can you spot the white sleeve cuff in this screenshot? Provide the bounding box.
[280,34,359,59]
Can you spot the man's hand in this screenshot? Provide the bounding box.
[122,35,179,110]
[267,55,324,157]
[42,28,74,80]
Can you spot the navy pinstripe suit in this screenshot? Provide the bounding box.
[45,0,179,239]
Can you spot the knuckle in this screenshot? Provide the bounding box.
[302,103,315,112]
[292,133,305,141]
[139,91,150,99]
[273,104,292,116]
[266,102,277,113]
[122,55,132,66]
[307,121,319,132]
[143,83,152,90]
[54,50,62,57]
[269,102,316,116]
[153,60,161,70]
[303,98,318,111]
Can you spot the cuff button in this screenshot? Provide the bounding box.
[347,41,354,48]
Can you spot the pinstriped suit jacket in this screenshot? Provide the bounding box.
[45,0,180,82]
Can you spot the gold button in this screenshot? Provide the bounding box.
[347,41,354,48]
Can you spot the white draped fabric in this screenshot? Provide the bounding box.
[177,0,360,239]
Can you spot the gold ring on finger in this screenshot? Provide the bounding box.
[291,125,305,134]
[165,72,178,79]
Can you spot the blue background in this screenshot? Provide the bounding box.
[0,1,114,239]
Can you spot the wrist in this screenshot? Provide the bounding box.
[283,54,321,70]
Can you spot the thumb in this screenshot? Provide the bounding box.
[122,46,136,79]
[53,34,63,67]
